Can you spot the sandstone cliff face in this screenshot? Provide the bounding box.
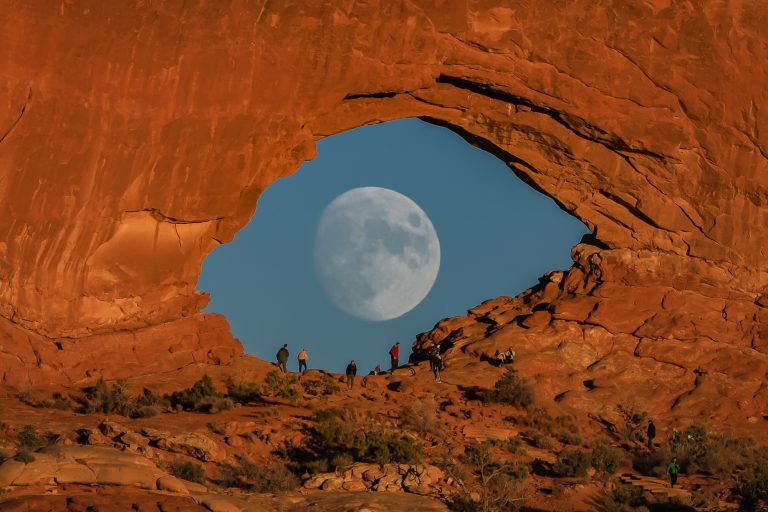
[0,1,766,385]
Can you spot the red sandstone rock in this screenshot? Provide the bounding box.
[0,0,765,422]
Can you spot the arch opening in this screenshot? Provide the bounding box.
[197,118,588,374]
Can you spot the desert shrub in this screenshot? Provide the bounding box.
[79,379,135,416]
[356,429,422,464]
[699,434,756,476]
[169,460,205,484]
[688,491,718,509]
[329,452,354,471]
[553,449,590,477]
[486,369,534,409]
[632,446,671,478]
[13,450,35,463]
[460,442,527,511]
[262,371,301,402]
[736,460,768,510]
[305,408,421,470]
[616,404,648,444]
[227,381,261,404]
[399,399,442,436]
[593,484,646,511]
[522,431,553,450]
[555,430,583,446]
[224,459,299,492]
[162,375,231,413]
[502,437,526,455]
[77,379,166,417]
[591,442,620,477]
[18,424,45,450]
[35,392,72,410]
[300,373,339,397]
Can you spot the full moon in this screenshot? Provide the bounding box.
[314,187,441,321]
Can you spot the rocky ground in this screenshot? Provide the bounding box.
[0,332,763,511]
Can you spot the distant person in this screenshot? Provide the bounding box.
[373,364,381,375]
[276,344,289,373]
[389,342,400,372]
[494,350,506,366]
[504,346,515,363]
[647,419,656,449]
[430,351,443,383]
[667,457,679,488]
[671,428,680,445]
[297,348,308,373]
[345,360,357,390]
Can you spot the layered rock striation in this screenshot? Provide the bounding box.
[0,1,766,386]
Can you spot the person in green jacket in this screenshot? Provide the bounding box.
[667,457,680,488]
[276,344,289,373]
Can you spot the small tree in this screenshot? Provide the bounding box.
[461,442,526,511]
[486,369,534,409]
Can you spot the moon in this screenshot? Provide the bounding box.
[314,187,441,321]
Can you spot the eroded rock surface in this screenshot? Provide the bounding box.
[0,1,766,389]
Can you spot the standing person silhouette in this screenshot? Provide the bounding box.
[389,342,400,372]
[345,360,357,390]
[646,419,656,449]
[297,347,308,374]
[276,344,289,373]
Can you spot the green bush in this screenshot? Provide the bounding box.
[18,424,45,450]
[224,459,299,492]
[737,460,768,510]
[502,437,527,455]
[262,371,301,402]
[166,375,222,412]
[303,408,422,470]
[78,380,167,417]
[300,373,339,397]
[356,429,422,464]
[486,369,534,409]
[553,449,591,477]
[594,484,646,511]
[169,460,205,484]
[459,442,527,511]
[523,431,553,450]
[591,442,620,477]
[35,392,72,410]
[227,381,261,404]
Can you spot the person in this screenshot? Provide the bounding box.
[297,347,308,373]
[504,346,515,363]
[647,419,656,449]
[373,364,381,375]
[276,344,289,373]
[667,457,680,488]
[389,342,400,372]
[494,350,506,366]
[345,360,357,390]
[671,428,680,445]
[430,350,443,383]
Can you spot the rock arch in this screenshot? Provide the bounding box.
[0,1,766,389]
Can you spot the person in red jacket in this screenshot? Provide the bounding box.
[389,342,400,372]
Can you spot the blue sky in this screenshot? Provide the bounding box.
[197,118,588,374]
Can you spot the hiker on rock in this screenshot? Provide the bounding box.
[297,347,308,374]
[430,350,443,383]
[276,344,289,373]
[389,342,400,372]
[504,346,515,363]
[667,457,680,488]
[345,360,357,390]
[494,350,505,366]
[670,428,680,445]
[646,419,656,449]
